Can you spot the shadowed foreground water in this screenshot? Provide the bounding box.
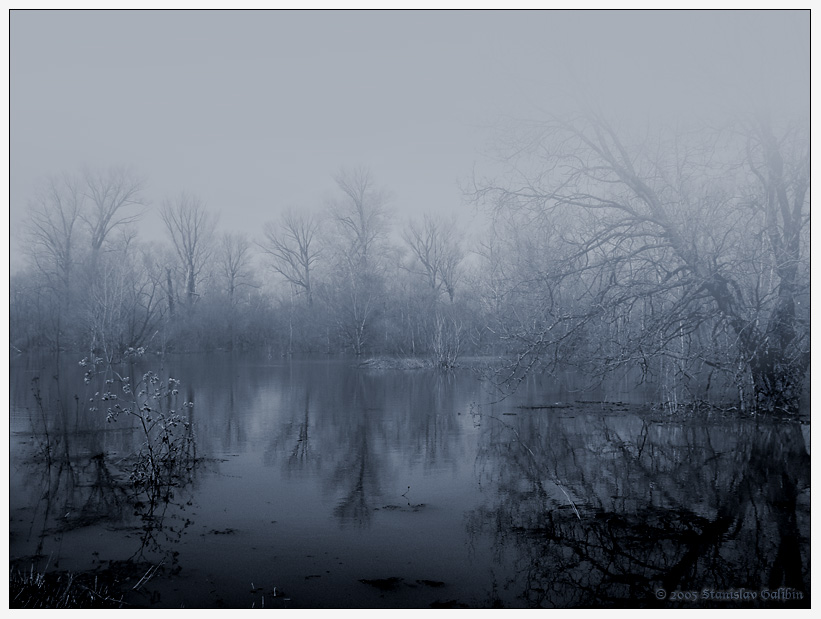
[9,354,810,608]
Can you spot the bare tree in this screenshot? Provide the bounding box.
[740,113,810,411]
[82,165,145,255]
[85,244,130,360]
[474,110,809,413]
[23,173,84,348]
[24,174,83,298]
[161,193,218,309]
[402,213,464,303]
[258,211,321,307]
[79,230,169,359]
[219,231,255,306]
[127,242,168,348]
[322,167,392,355]
[319,264,381,356]
[330,166,389,269]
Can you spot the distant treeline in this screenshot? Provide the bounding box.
[10,111,809,413]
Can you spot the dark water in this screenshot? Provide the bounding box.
[9,354,811,608]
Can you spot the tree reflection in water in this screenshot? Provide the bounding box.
[325,371,384,528]
[467,409,810,608]
[261,366,466,529]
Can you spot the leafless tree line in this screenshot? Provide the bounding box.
[12,164,469,364]
[11,108,809,412]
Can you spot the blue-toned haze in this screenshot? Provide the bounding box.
[9,10,809,268]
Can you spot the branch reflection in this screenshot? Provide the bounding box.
[468,410,810,607]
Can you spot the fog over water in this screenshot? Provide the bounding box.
[7,9,812,609]
[9,10,809,268]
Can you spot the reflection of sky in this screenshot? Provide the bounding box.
[9,10,808,269]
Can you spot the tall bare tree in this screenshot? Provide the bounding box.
[259,211,321,307]
[740,112,810,411]
[219,231,255,306]
[330,166,389,269]
[23,173,85,348]
[323,167,392,355]
[24,174,83,299]
[402,213,464,303]
[161,193,217,309]
[474,110,809,413]
[82,165,145,255]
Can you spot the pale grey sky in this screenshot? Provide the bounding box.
[9,10,810,263]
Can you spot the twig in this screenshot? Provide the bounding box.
[481,410,582,520]
[132,560,165,591]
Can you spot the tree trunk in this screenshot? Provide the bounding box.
[187,266,196,309]
[166,268,175,318]
[750,353,807,415]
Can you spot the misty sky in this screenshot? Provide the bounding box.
[8,10,810,265]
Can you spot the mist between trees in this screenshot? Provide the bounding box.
[11,110,809,415]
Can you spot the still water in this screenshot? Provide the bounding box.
[9,353,811,608]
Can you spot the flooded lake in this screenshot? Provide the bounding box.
[9,353,811,608]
